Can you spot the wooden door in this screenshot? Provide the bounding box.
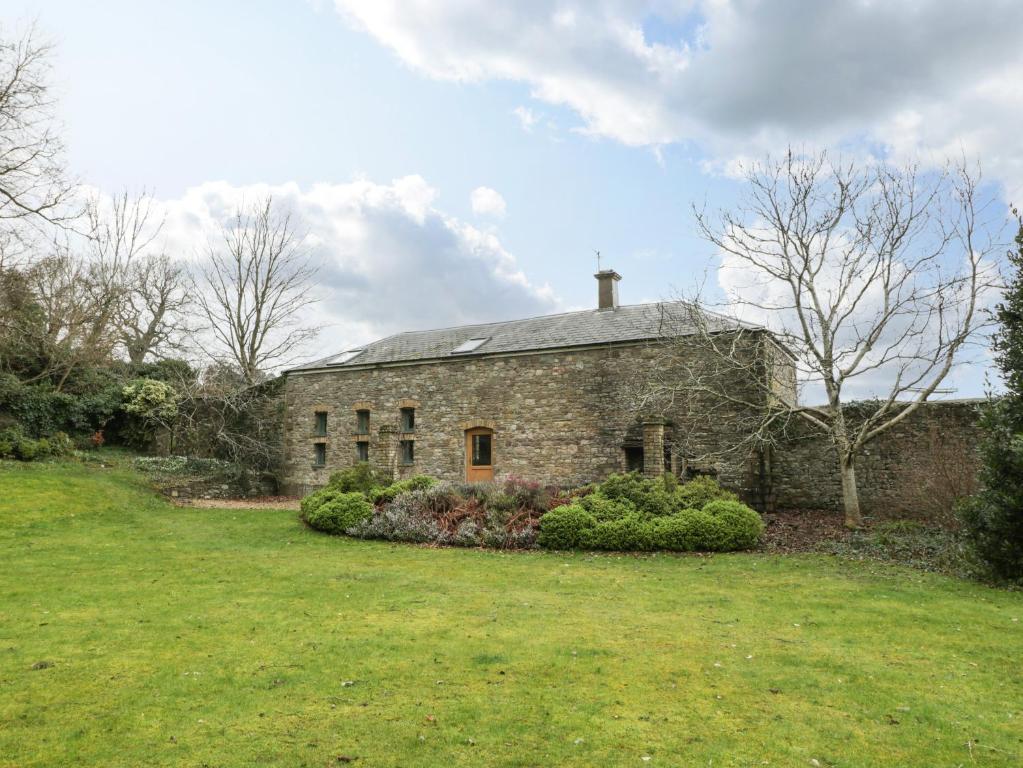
[465,428,494,483]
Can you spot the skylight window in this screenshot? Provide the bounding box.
[327,349,364,365]
[450,337,489,354]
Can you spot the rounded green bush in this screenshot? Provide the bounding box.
[300,487,348,517]
[327,463,386,495]
[674,509,729,551]
[579,492,636,521]
[649,514,701,551]
[674,476,739,510]
[537,504,596,550]
[372,474,439,504]
[598,473,673,517]
[303,492,374,535]
[702,499,764,549]
[589,513,656,551]
[14,438,38,461]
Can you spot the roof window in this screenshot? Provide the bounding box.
[327,349,364,365]
[450,337,489,354]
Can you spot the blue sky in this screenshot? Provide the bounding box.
[8,0,1022,396]
[29,0,718,308]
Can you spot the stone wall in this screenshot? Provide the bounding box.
[159,474,278,501]
[769,400,985,515]
[283,337,985,517]
[282,340,769,499]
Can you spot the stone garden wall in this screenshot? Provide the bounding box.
[134,457,278,501]
[769,400,985,516]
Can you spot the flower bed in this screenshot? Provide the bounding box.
[300,468,764,553]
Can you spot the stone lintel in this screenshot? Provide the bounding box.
[459,418,496,431]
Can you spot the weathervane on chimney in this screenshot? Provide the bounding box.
[594,249,602,272]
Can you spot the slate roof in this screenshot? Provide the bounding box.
[289,301,756,372]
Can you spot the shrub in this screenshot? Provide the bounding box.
[302,491,374,535]
[0,425,22,459]
[371,475,439,504]
[958,215,1023,582]
[957,400,1023,582]
[674,476,738,510]
[579,492,636,521]
[14,438,39,461]
[0,425,74,462]
[501,476,557,513]
[649,514,701,552]
[671,509,728,551]
[327,463,386,495]
[299,487,350,518]
[536,504,597,550]
[589,513,656,551]
[48,432,74,457]
[535,500,762,553]
[0,372,124,439]
[349,489,447,543]
[958,491,1023,581]
[346,481,544,549]
[702,500,764,549]
[599,472,673,517]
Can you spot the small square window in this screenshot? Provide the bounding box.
[356,409,370,435]
[356,442,369,462]
[314,411,327,436]
[400,439,414,465]
[400,407,415,432]
[313,443,326,467]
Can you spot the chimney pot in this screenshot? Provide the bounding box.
[594,269,622,310]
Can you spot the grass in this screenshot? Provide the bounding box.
[1,461,1021,767]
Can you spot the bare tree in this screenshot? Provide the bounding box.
[83,188,162,330]
[193,196,320,384]
[82,187,192,366]
[0,23,75,231]
[651,150,999,528]
[23,242,117,389]
[116,252,193,364]
[0,189,168,384]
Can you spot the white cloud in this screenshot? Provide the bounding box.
[333,0,1023,192]
[469,186,507,218]
[512,105,540,132]
[712,211,1002,402]
[151,176,557,364]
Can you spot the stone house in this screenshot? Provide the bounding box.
[282,270,794,502]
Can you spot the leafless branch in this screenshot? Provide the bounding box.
[645,149,1002,527]
[191,195,321,384]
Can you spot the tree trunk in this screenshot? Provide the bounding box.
[839,453,863,529]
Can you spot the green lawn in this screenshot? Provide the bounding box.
[1,462,1021,767]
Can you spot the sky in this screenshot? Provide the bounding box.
[5,0,1023,397]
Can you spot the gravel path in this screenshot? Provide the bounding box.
[175,496,300,511]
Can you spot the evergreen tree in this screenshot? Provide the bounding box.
[959,209,1023,581]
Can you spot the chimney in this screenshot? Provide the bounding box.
[594,269,621,310]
